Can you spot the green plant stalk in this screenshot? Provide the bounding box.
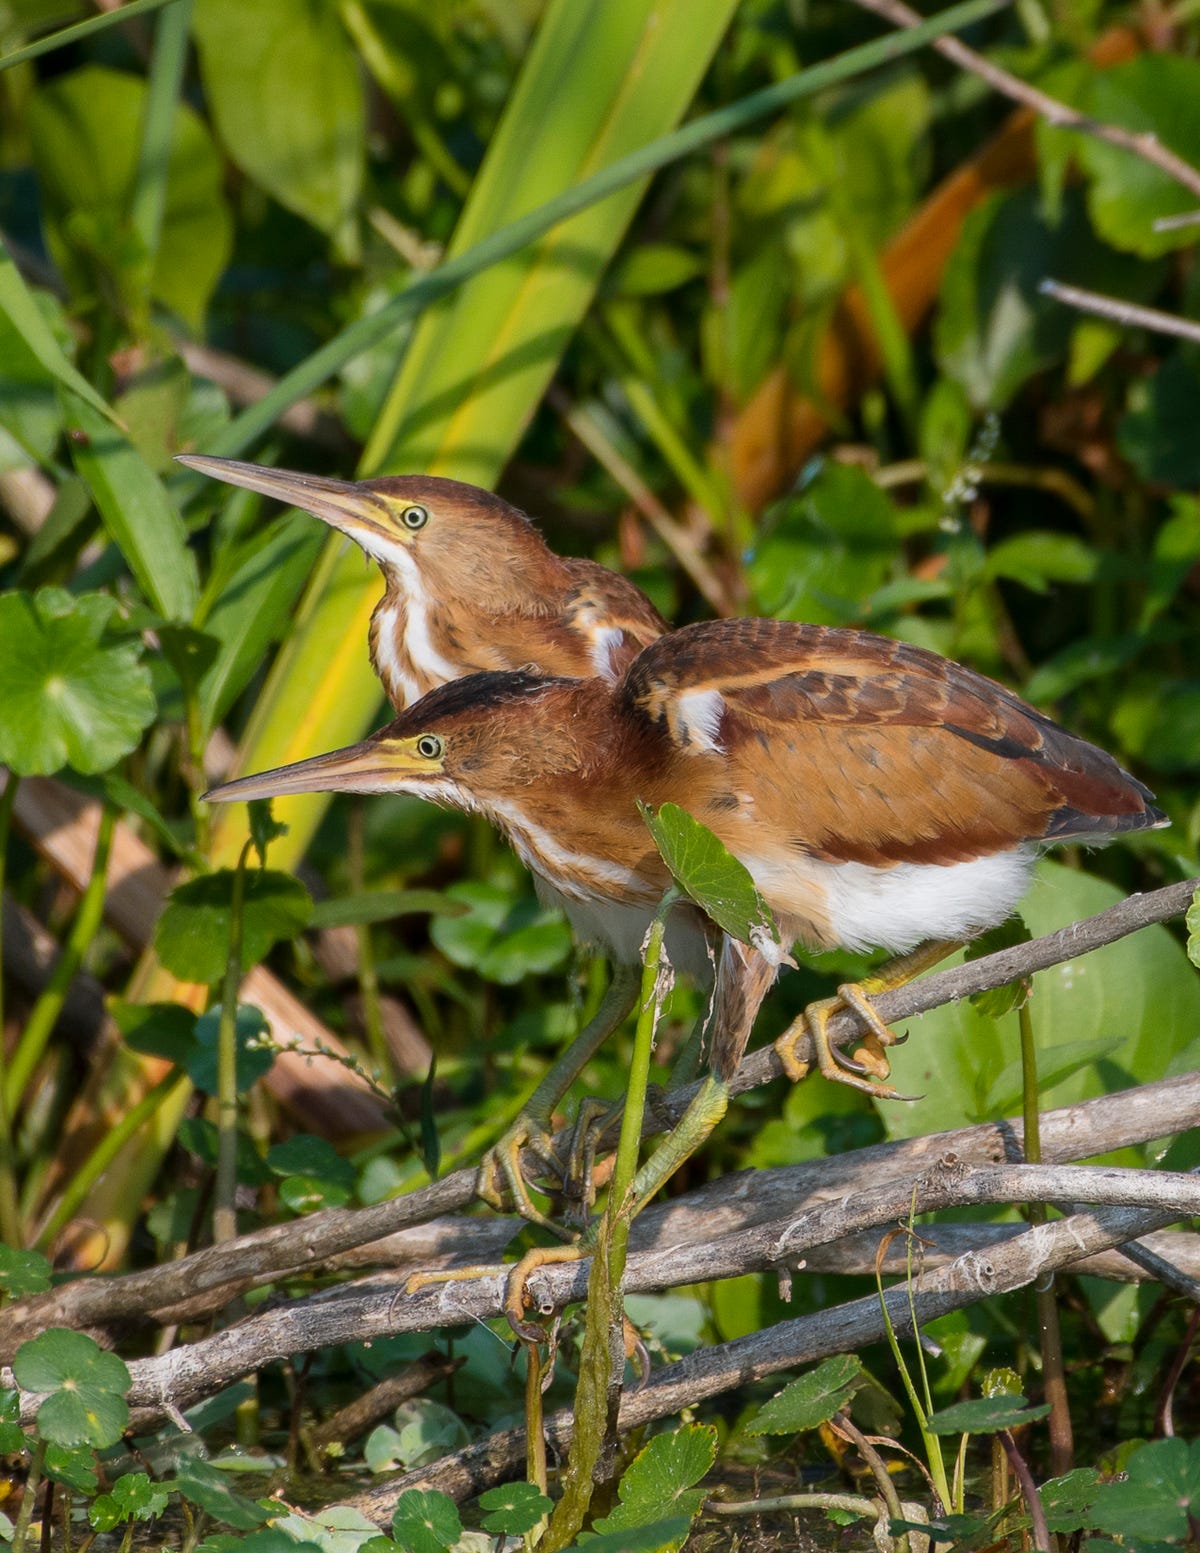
[0,775,22,1246]
[36,1068,187,1248]
[130,0,193,260]
[1019,999,1073,1477]
[542,890,676,1551]
[5,805,116,1116]
[0,0,175,70]
[10,1438,45,1553]
[875,1201,953,1512]
[213,841,251,1244]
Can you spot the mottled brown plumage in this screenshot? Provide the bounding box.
[177,456,666,704]
[208,619,1166,1085]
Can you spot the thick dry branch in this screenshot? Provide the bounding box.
[343,1192,1194,1517]
[851,0,1200,200]
[14,1159,1196,1431]
[1,877,1193,1351]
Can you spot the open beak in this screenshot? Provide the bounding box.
[176,455,394,548]
[204,737,430,805]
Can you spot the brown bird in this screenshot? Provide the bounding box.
[176,456,668,703]
[206,618,1166,1224]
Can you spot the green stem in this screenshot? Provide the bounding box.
[172,0,1008,472]
[213,841,251,1244]
[5,805,115,1116]
[11,1437,45,1553]
[130,0,192,261]
[0,0,175,71]
[1019,999,1073,1476]
[35,1069,187,1249]
[0,774,22,1245]
[183,687,211,858]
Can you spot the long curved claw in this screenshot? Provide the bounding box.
[504,1242,590,1343]
[774,940,958,1100]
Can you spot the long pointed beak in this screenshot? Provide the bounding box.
[204,738,429,805]
[176,455,394,545]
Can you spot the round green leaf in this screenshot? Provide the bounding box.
[13,1329,131,1395]
[45,1443,99,1493]
[478,1481,552,1536]
[390,1487,462,1553]
[430,881,571,984]
[0,589,155,775]
[35,1388,129,1450]
[0,1244,52,1298]
[154,868,313,984]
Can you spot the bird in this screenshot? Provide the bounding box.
[205,617,1167,1233]
[175,456,668,704]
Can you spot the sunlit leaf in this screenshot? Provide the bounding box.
[640,801,779,951]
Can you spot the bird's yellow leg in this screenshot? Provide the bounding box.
[775,940,960,1098]
[476,962,640,1230]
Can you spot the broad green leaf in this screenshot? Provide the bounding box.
[984,531,1099,593]
[430,880,571,984]
[0,588,155,775]
[192,0,364,242]
[559,1522,691,1553]
[174,1457,270,1530]
[478,1481,553,1537]
[746,1354,865,1436]
[13,1329,131,1448]
[267,1135,355,1189]
[154,869,313,983]
[28,63,231,326]
[63,395,199,620]
[593,1423,716,1546]
[189,1004,273,1095]
[750,461,899,625]
[0,1245,51,1298]
[0,241,117,425]
[115,1002,197,1064]
[390,1487,462,1553]
[1040,1468,1102,1534]
[1079,57,1200,258]
[0,1391,22,1456]
[1188,887,1200,971]
[44,1443,99,1493]
[640,802,779,952]
[1091,1438,1200,1542]
[882,861,1200,1145]
[926,1394,1050,1435]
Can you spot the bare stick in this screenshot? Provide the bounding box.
[13,1160,1196,1430]
[851,0,1200,201]
[1040,278,1200,348]
[1,877,1193,1349]
[341,1192,1190,1516]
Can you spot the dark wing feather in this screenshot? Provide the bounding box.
[621,619,1164,867]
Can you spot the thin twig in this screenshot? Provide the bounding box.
[851,0,1200,200]
[1040,278,1200,347]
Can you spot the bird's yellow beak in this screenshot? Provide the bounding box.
[177,455,396,548]
[204,736,439,804]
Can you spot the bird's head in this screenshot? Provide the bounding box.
[204,671,602,815]
[177,456,564,607]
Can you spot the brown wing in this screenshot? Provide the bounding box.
[561,558,669,680]
[620,618,1163,866]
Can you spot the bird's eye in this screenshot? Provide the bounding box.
[416,734,443,759]
[401,504,429,530]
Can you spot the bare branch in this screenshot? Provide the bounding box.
[341,1191,1194,1516]
[851,0,1200,201]
[1,877,1193,1350]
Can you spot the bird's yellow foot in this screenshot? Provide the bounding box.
[475,1114,573,1238]
[504,1241,590,1343]
[774,941,958,1100]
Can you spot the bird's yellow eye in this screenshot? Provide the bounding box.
[401,504,429,530]
[416,734,443,759]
